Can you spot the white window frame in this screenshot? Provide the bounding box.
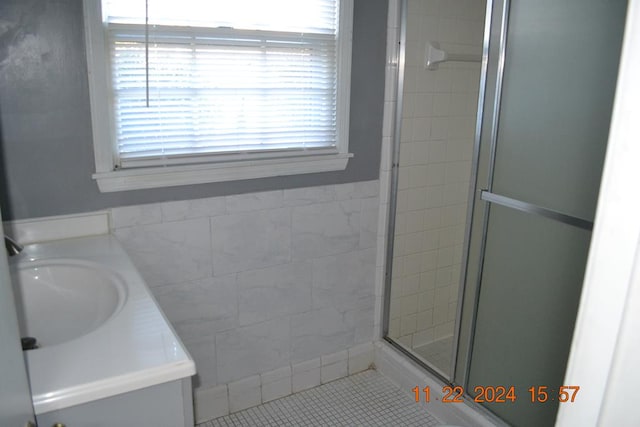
[83,0,353,192]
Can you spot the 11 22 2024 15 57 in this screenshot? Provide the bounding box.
[413,385,580,404]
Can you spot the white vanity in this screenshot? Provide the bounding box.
[9,232,196,427]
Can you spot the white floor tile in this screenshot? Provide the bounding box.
[198,370,439,426]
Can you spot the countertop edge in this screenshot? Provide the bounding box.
[32,359,196,414]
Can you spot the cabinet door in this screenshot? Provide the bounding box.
[0,209,36,427]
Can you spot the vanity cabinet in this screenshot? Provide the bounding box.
[36,378,193,427]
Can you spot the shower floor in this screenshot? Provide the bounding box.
[196,370,440,426]
[413,336,454,376]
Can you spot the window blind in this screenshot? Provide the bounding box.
[103,0,342,168]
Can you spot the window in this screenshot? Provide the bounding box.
[83,0,353,192]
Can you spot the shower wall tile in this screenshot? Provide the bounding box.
[388,0,486,350]
[417,309,434,331]
[109,181,379,401]
[413,329,434,348]
[398,335,413,348]
[405,210,424,234]
[435,321,455,338]
[388,318,400,338]
[401,314,418,335]
[401,295,418,316]
[433,303,449,325]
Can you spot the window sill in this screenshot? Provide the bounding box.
[93,153,353,192]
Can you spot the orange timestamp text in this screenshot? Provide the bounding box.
[413,385,580,404]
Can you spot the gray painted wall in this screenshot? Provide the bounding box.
[0,0,387,220]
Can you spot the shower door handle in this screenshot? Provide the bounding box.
[480,190,593,231]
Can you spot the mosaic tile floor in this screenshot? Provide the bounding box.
[197,370,440,426]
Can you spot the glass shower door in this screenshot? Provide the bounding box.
[383,0,487,380]
[459,0,628,425]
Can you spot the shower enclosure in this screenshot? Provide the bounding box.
[383,0,628,425]
[385,0,486,376]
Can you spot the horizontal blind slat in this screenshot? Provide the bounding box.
[104,2,341,164]
[106,1,338,34]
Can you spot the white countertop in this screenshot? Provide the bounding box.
[13,235,196,414]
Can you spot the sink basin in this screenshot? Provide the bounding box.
[10,259,126,347]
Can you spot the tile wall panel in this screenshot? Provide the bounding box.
[110,181,379,391]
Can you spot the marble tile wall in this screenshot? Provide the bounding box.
[109,181,380,395]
